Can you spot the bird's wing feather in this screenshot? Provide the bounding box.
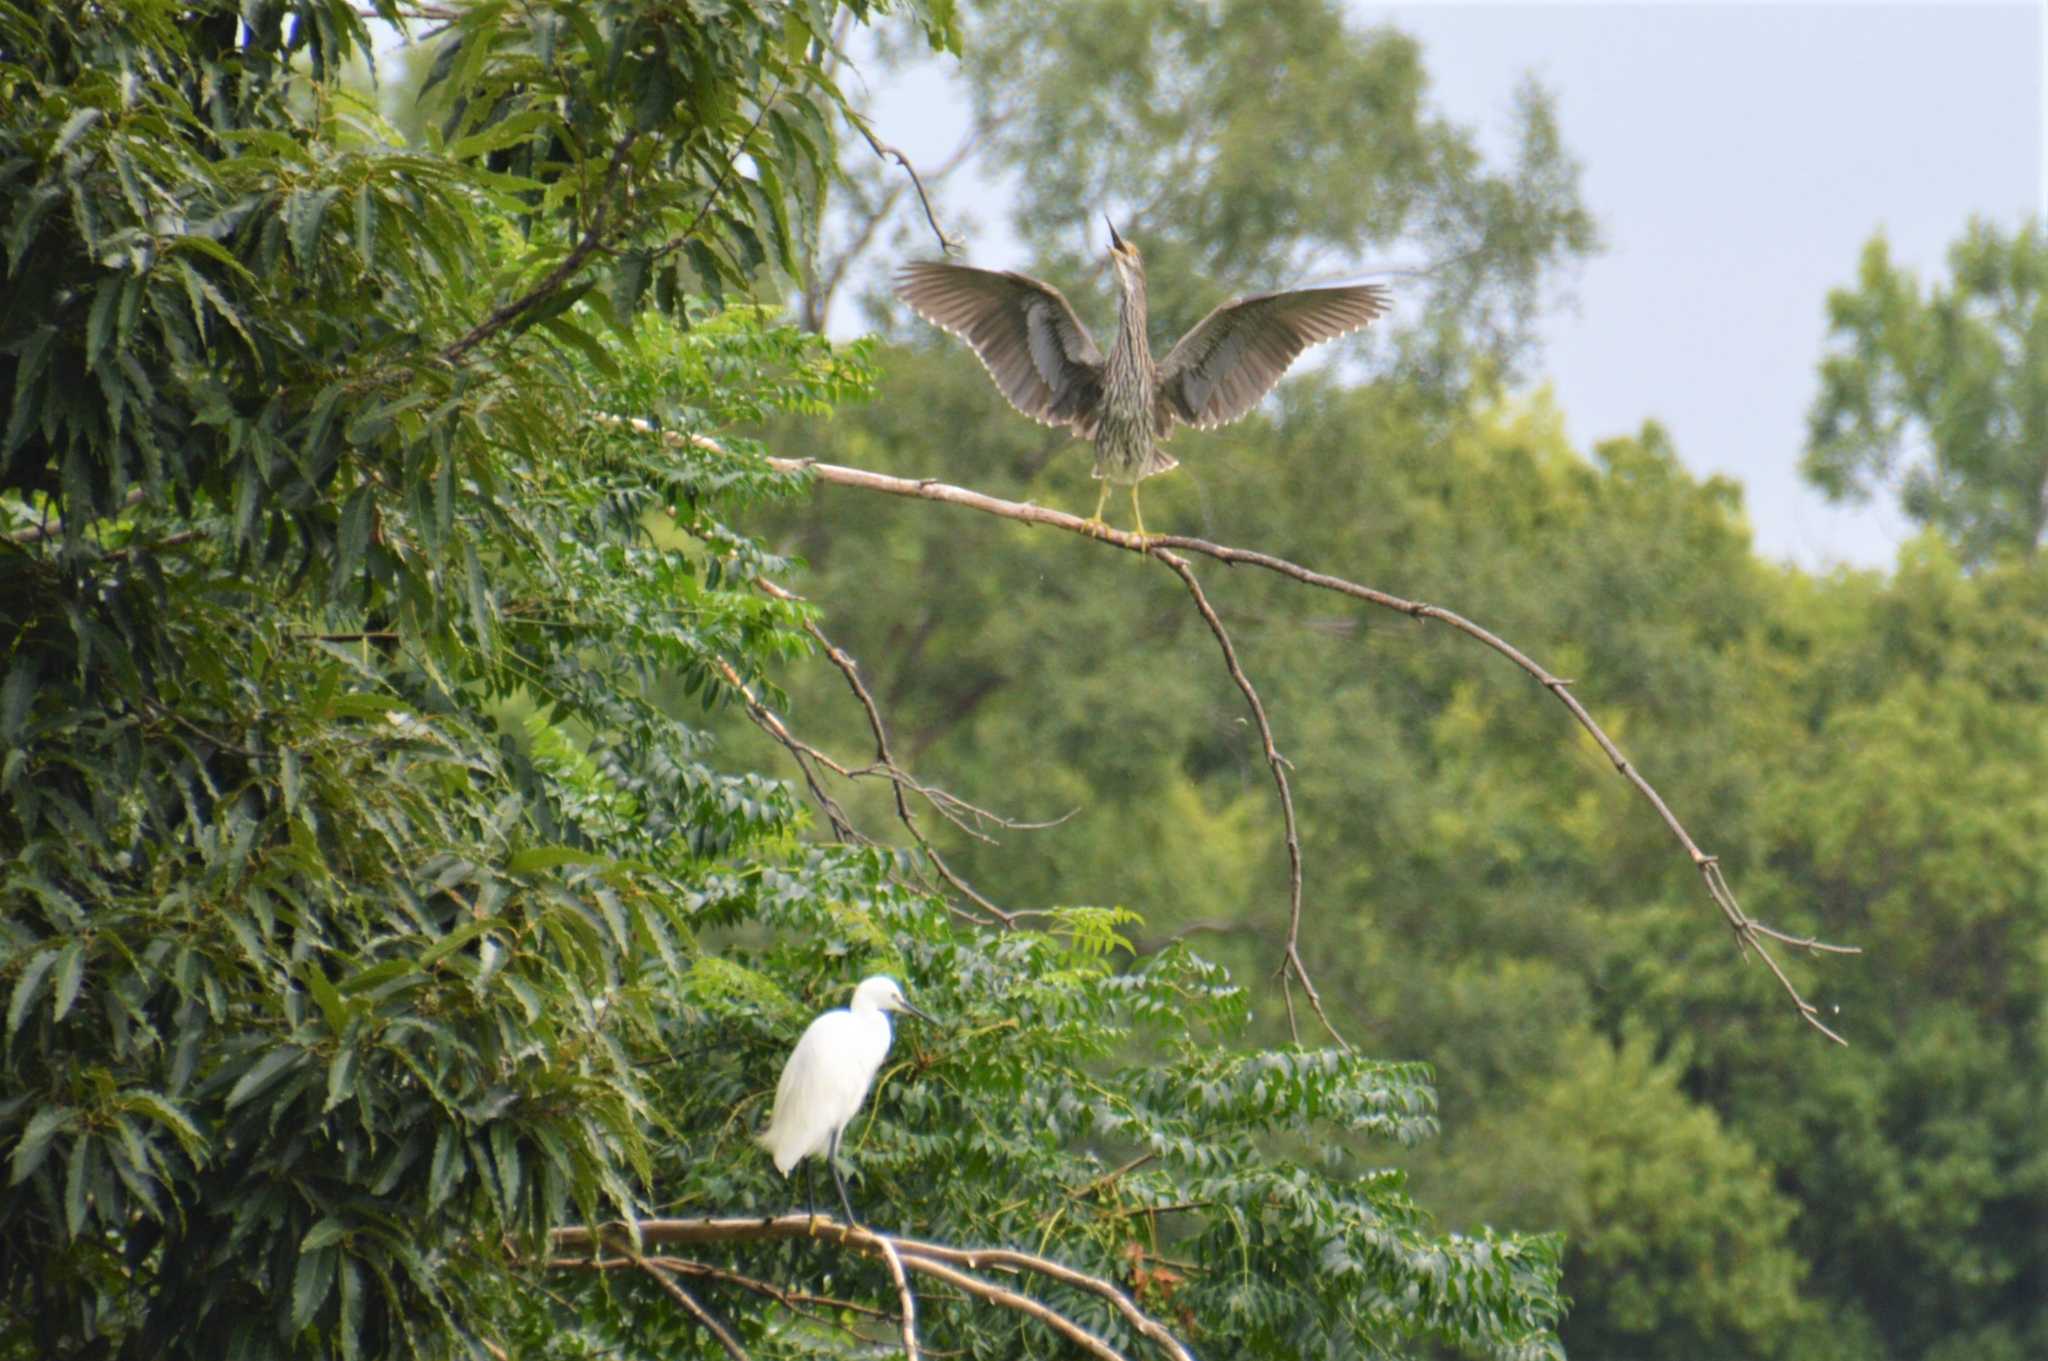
[1155,284,1389,431]
[759,1010,894,1175]
[895,262,1105,430]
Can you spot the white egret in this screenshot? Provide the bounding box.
[760,975,933,1224]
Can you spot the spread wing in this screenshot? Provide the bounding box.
[895,262,1106,430]
[1155,284,1390,431]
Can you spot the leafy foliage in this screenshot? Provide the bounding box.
[1805,218,2048,563]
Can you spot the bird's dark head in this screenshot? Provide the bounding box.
[1105,216,1143,285]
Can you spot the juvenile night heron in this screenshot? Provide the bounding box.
[896,219,1390,537]
[759,975,933,1226]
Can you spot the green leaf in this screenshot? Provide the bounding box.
[0,660,35,742]
[52,107,101,157]
[291,1243,337,1331]
[63,1133,91,1234]
[7,948,59,1037]
[116,1090,206,1160]
[335,484,374,590]
[286,186,342,272]
[447,108,552,161]
[303,964,347,1031]
[8,1106,76,1185]
[301,1217,348,1253]
[85,277,121,372]
[225,1046,302,1110]
[50,941,85,1022]
[505,846,607,874]
[323,1044,357,1114]
[427,1125,465,1210]
[537,312,618,379]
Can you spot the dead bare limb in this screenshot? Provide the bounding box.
[844,117,963,258]
[547,1215,1191,1361]
[628,1252,750,1360]
[873,1234,923,1361]
[751,455,1860,1043]
[608,414,1855,1041]
[706,589,1046,927]
[1154,550,1342,1049]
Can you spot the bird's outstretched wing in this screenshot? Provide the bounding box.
[895,262,1106,431]
[1155,284,1390,431]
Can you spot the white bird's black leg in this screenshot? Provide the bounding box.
[828,1127,859,1226]
[802,1159,818,1220]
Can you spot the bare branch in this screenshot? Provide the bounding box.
[710,654,862,842]
[751,578,1036,924]
[888,1252,1129,1361]
[604,413,1855,1039]
[629,1253,750,1360]
[886,1235,1195,1361]
[806,116,994,328]
[553,1254,896,1328]
[1153,550,1344,1050]
[548,1215,1193,1361]
[746,456,1860,1042]
[873,1234,922,1361]
[845,116,962,257]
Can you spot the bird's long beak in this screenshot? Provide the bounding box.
[1105,215,1126,253]
[894,998,936,1025]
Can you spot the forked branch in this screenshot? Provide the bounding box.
[1154,550,1341,1049]
[614,413,1856,1041]
[546,1214,1191,1361]
[709,587,1042,926]
[749,456,1860,1043]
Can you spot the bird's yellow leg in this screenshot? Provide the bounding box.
[1130,485,1152,546]
[1082,480,1112,535]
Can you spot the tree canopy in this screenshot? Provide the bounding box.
[1805,218,2048,563]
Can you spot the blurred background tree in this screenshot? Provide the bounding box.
[1806,218,2048,565]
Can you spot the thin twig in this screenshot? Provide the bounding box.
[630,1254,750,1360]
[753,578,1030,924]
[846,117,960,255]
[743,455,1859,1042]
[1068,1152,1156,1200]
[647,79,784,268]
[710,654,861,841]
[807,116,992,327]
[1154,549,1344,1049]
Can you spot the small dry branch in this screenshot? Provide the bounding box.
[546,1215,1192,1361]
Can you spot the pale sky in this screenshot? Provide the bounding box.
[847,3,2043,572]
